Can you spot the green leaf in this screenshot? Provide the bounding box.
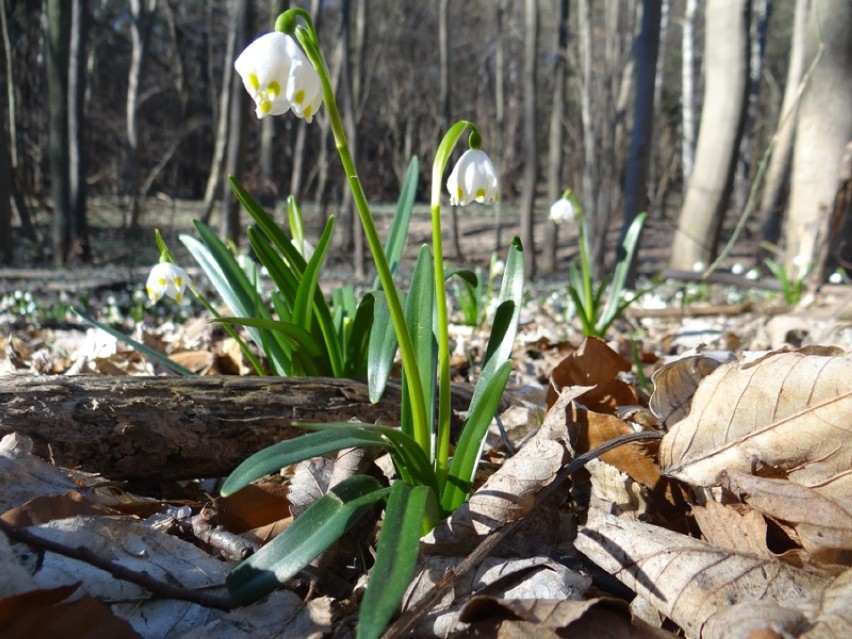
[401,246,436,446]
[227,475,388,605]
[442,360,513,512]
[293,216,334,331]
[597,211,646,333]
[221,429,389,497]
[72,309,195,376]
[367,291,401,403]
[373,156,419,289]
[287,195,306,255]
[344,294,375,378]
[216,316,324,358]
[357,482,429,639]
[481,236,524,372]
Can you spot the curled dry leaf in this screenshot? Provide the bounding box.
[691,500,772,558]
[799,568,852,638]
[545,337,638,412]
[660,350,852,498]
[719,469,852,564]
[649,350,734,426]
[575,510,832,639]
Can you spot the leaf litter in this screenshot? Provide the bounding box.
[1,284,851,637]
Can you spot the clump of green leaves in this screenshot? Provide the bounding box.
[453,253,504,327]
[764,255,812,306]
[551,189,649,337]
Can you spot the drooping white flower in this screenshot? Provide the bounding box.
[235,32,302,119]
[731,262,745,275]
[286,59,323,122]
[447,149,499,206]
[746,267,760,281]
[146,262,192,304]
[692,261,706,272]
[549,197,576,225]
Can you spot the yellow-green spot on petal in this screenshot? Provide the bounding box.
[175,276,182,288]
[476,188,486,200]
[456,187,463,200]
[303,106,313,119]
[267,81,280,97]
[294,89,305,105]
[260,100,272,114]
[247,73,260,92]
[158,278,166,287]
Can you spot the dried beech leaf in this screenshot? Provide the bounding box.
[545,337,637,412]
[691,500,771,558]
[719,470,852,562]
[701,602,808,639]
[219,484,291,534]
[800,568,852,638]
[586,459,651,521]
[660,350,852,498]
[1,490,121,527]
[649,351,734,426]
[575,510,832,639]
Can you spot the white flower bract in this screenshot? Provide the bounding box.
[146,262,192,304]
[549,197,576,225]
[447,149,499,206]
[234,32,322,120]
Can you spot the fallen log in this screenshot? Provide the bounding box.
[0,375,467,481]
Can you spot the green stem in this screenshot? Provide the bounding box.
[282,10,430,452]
[577,218,594,328]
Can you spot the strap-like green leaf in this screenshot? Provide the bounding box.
[357,482,430,639]
[598,211,646,333]
[373,156,418,289]
[216,317,323,358]
[221,429,389,497]
[227,475,388,605]
[73,309,195,376]
[442,360,513,512]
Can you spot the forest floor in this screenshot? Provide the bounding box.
[1,198,851,638]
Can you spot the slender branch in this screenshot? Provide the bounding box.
[0,518,236,611]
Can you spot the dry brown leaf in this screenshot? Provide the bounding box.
[218,484,291,534]
[575,510,832,639]
[649,350,733,426]
[545,337,637,411]
[800,568,852,638]
[168,350,215,374]
[719,470,852,564]
[1,490,121,527]
[691,500,771,558]
[660,350,852,498]
[701,602,809,639]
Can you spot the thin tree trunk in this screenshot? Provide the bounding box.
[621,0,662,284]
[201,0,238,225]
[220,0,251,245]
[681,0,698,187]
[67,0,89,263]
[126,0,159,230]
[438,0,461,259]
[785,0,852,282]
[493,0,507,252]
[759,0,809,246]
[46,0,71,266]
[671,0,750,270]
[519,0,538,279]
[0,122,10,264]
[542,0,569,275]
[578,0,598,277]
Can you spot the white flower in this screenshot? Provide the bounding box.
[692,261,706,272]
[235,32,301,119]
[146,262,192,304]
[731,262,745,275]
[746,267,760,281]
[491,259,505,276]
[829,270,844,285]
[286,59,323,122]
[549,197,576,225]
[447,149,499,206]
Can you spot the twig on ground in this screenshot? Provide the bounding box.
[0,518,236,611]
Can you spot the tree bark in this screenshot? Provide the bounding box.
[785,0,852,282]
[0,376,472,481]
[492,0,507,252]
[681,0,698,186]
[438,0,461,260]
[671,0,750,270]
[45,0,71,267]
[519,0,538,279]
[67,0,90,263]
[621,0,661,284]
[759,0,809,246]
[542,0,569,275]
[0,121,10,264]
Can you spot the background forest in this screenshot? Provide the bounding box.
[0,0,849,285]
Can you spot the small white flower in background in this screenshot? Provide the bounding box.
[731,262,745,275]
[549,196,576,225]
[746,267,760,281]
[491,259,505,276]
[447,149,499,206]
[286,59,323,122]
[235,32,303,119]
[792,254,811,279]
[828,270,844,285]
[692,261,706,272]
[146,262,192,304]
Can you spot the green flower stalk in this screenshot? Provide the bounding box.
[275,9,431,453]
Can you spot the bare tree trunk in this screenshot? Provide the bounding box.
[46,0,71,266]
[220,0,251,245]
[259,0,287,208]
[519,0,538,279]
[681,0,698,187]
[493,0,507,252]
[577,0,598,277]
[621,0,662,283]
[67,0,89,263]
[759,0,809,246]
[785,0,852,283]
[126,0,159,230]
[438,0,461,259]
[201,0,237,225]
[542,0,569,275]
[671,0,750,270]
[0,122,10,264]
